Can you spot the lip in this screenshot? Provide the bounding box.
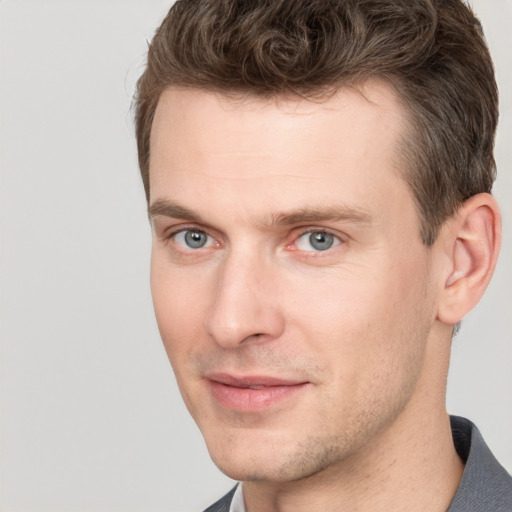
[206,373,309,412]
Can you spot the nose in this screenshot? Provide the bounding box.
[205,250,285,349]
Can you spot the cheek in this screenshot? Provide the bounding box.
[284,257,432,378]
[150,260,217,420]
[150,257,211,366]
[283,264,392,339]
[287,271,431,439]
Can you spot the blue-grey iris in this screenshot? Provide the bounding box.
[184,230,208,248]
[309,232,334,251]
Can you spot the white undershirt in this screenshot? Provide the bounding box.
[229,483,246,512]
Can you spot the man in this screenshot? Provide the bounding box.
[134,0,512,510]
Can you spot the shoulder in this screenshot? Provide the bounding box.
[448,416,512,512]
[202,486,238,512]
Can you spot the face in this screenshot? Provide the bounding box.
[148,83,442,482]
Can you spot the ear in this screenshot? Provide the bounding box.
[437,193,501,326]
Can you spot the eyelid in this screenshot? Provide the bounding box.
[289,227,346,253]
[156,222,346,253]
[157,221,213,240]
[166,225,223,253]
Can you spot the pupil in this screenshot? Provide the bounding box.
[310,232,333,251]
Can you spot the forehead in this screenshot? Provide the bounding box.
[150,81,406,168]
[148,82,414,227]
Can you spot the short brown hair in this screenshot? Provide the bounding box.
[134,0,498,245]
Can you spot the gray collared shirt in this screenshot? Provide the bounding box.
[205,416,512,512]
[447,416,512,511]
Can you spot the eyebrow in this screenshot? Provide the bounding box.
[148,199,372,227]
[269,206,372,226]
[148,200,201,222]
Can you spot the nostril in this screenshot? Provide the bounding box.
[238,332,266,344]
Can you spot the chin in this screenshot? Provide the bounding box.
[205,430,348,483]
[204,433,282,480]
[212,456,300,483]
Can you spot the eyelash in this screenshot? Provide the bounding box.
[164,225,217,244]
[163,225,345,255]
[292,229,342,253]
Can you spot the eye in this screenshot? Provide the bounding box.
[173,229,214,249]
[296,231,341,252]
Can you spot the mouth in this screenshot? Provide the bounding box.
[205,373,310,412]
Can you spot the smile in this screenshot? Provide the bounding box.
[205,373,309,412]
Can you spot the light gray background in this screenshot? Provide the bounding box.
[0,1,510,510]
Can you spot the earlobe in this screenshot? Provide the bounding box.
[437,193,501,326]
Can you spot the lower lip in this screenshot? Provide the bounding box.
[208,381,308,412]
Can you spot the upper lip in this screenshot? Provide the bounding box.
[206,373,308,388]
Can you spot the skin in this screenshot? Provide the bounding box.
[148,82,500,511]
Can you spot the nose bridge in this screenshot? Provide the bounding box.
[205,245,284,347]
